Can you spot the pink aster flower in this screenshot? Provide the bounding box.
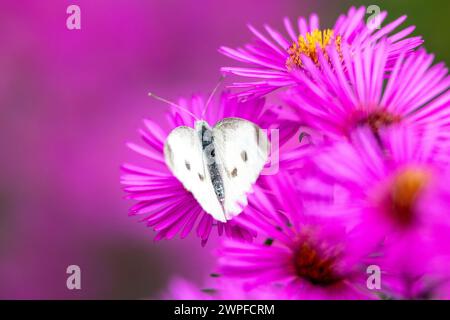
[160,276,286,300]
[220,6,422,97]
[285,41,450,140]
[121,92,295,245]
[312,125,450,299]
[218,172,376,299]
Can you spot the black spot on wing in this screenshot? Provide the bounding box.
[241,150,248,162]
[254,124,261,146]
[231,168,238,177]
[185,161,191,170]
[198,173,204,181]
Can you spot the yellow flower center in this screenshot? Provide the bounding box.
[286,29,341,70]
[389,168,430,226]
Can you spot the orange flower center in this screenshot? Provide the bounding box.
[293,239,341,286]
[358,111,402,135]
[286,29,341,70]
[388,168,429,226]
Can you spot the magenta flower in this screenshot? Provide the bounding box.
[160,276,286,300]
[220,6,422,97]
[121,93,294,245]
[285,41,450,140]
[312,125,450,298]
[218,172,376,299]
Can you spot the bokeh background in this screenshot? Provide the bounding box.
[0,0,448,299]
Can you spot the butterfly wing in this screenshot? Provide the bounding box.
[213,118,270,219]
[164,126,226,222]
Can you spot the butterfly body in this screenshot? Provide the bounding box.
[197,121,226,209]
[164,118,269,222]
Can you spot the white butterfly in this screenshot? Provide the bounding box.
[164,118,269,222]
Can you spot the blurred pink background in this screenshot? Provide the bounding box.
[0,0,446,299]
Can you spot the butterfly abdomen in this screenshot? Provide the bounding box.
[199,123,225,205]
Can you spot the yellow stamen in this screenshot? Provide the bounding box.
[286,29,341,70]
[390,168,429,226]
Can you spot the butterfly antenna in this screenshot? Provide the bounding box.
[201,75,226,119]
[148,92,199,121]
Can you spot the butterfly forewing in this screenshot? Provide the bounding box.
[213,118,270,219]
[163,118,269,223]
[164,126,226,222]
